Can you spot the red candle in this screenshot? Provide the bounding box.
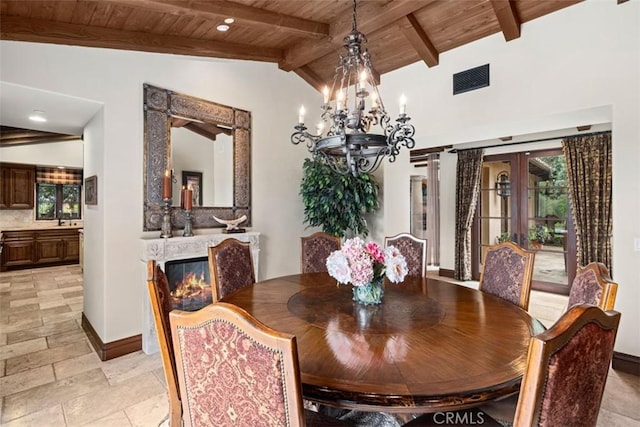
[162,170,171,200]
[180,186,186,209]
[184,189,193,210]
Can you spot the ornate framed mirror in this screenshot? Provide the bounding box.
[143,84,251,231]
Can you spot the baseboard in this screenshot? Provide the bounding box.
[82,313,142,361]
[612,351,640,376]
[438,268,455,278]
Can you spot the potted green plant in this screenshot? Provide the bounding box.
[528,224,551,249]
[496,232,512,244]
[299,157,380,238]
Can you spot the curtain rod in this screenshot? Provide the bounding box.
[447,130,611,154]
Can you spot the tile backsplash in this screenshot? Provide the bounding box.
[0,209,83,230]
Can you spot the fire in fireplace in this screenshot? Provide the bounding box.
[165,256,212,311]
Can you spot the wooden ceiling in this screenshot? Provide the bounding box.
[0,0,582,91]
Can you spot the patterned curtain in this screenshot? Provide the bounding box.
[562,133,612,271]
[36,167,83,185]
[454,149,484,280]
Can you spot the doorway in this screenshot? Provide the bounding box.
[472,149,576,294]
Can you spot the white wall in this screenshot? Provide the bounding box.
[381,0,639,356]
[0,43,317,343]
[0,139,84,167]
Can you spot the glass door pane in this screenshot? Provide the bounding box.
[526,154,569,287]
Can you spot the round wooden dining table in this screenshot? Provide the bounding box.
[221,273,543,414]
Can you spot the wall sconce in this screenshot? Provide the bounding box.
[495,171,511,198]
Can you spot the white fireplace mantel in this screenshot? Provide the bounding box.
[140,231,260,354]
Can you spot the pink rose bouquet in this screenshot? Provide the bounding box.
[326,237,408,287]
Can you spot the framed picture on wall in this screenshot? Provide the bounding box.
[182,171,203,207]
[85,175,98,205]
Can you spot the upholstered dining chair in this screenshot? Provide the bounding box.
[384,233,427,277]
[146,260,182,427]
[169,302,347,427]
[567,262,618,311]
[208,238,255,301]
[478,241,535,311]
[406,304,621,427]
[301,231,341,274]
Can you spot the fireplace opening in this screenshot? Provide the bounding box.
[165,256,212,311]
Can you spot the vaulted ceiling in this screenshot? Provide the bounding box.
[0,0,583,91]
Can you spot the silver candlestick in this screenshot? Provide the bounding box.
[183,209,194,237]
[160,198,173,238]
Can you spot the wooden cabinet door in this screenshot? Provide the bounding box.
[62,235,80,261]
[35,238,63,264]
[2,239,35,269]
[8,166,35,208]
[0,167,8,209]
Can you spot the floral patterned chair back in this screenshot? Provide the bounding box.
[514,304,621,427]
[301,232,341,274]
[479,241,535,310]
[169,302,348,427]
[146,261,182,427]
[384,233,427,277]
[567,262,618,311]
[208,238,255,301]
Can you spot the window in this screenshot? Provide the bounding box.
[36,183,82,220]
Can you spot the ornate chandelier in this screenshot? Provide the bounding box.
[291,0,415,176]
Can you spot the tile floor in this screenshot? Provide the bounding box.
[0,265,638,426]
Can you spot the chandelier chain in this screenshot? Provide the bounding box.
[352,0,358,32]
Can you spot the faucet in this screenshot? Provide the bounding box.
[58,210,65,226]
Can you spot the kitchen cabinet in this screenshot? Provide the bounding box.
[1,228,80,271]
[0,163,35,209]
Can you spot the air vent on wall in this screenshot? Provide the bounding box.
[453,64,490,95]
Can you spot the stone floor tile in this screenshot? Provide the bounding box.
[101,350,162,385]
[152,367,167,389]
[2,290,38,301]
[0,338,47,361]
[0,404,66,427]
[4,283,35,291]
[0,364,55,398]
[9,298,40,308]
[5,341,92,375]
[64,296,83,305]
[601,370,640,421]
[0,359,5,377]
[8,304,71,323]
[7,319,79,344]
[62,290,83,299]
[68,302,84,312]
[47,329,88,349]
[39,299,68,310]
[83,410,133,427]
[0,318,43,335]
[54,351,103,380]
[0,332,7,346]
[42,310,82,325]
[1,304,39,315]
[63,371,165,426]
[58,280,83,289]
[34,282,60,291]
[597,408,640,426]
[125,392,169,427]
[2,368,108,422]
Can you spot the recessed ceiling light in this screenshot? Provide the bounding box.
[29,110,47,122]
[216,24,230,32]
[224,18,234,24]
[57,166,65,169]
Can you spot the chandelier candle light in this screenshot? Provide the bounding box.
[291,0,415,176]
[326,237,408,305]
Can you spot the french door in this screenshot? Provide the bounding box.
[472,149,576,294]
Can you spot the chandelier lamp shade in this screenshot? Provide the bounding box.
[291,0,415,176]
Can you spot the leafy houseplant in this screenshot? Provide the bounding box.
[299,157,380,238]
[528,224,552,249]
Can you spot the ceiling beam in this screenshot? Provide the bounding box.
[129,0,330,39]
[0,15,283,63]
[490,0,521,41]
[398,14,439,68]
[279,0,433,72]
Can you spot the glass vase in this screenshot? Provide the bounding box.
[352,277,384,305]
